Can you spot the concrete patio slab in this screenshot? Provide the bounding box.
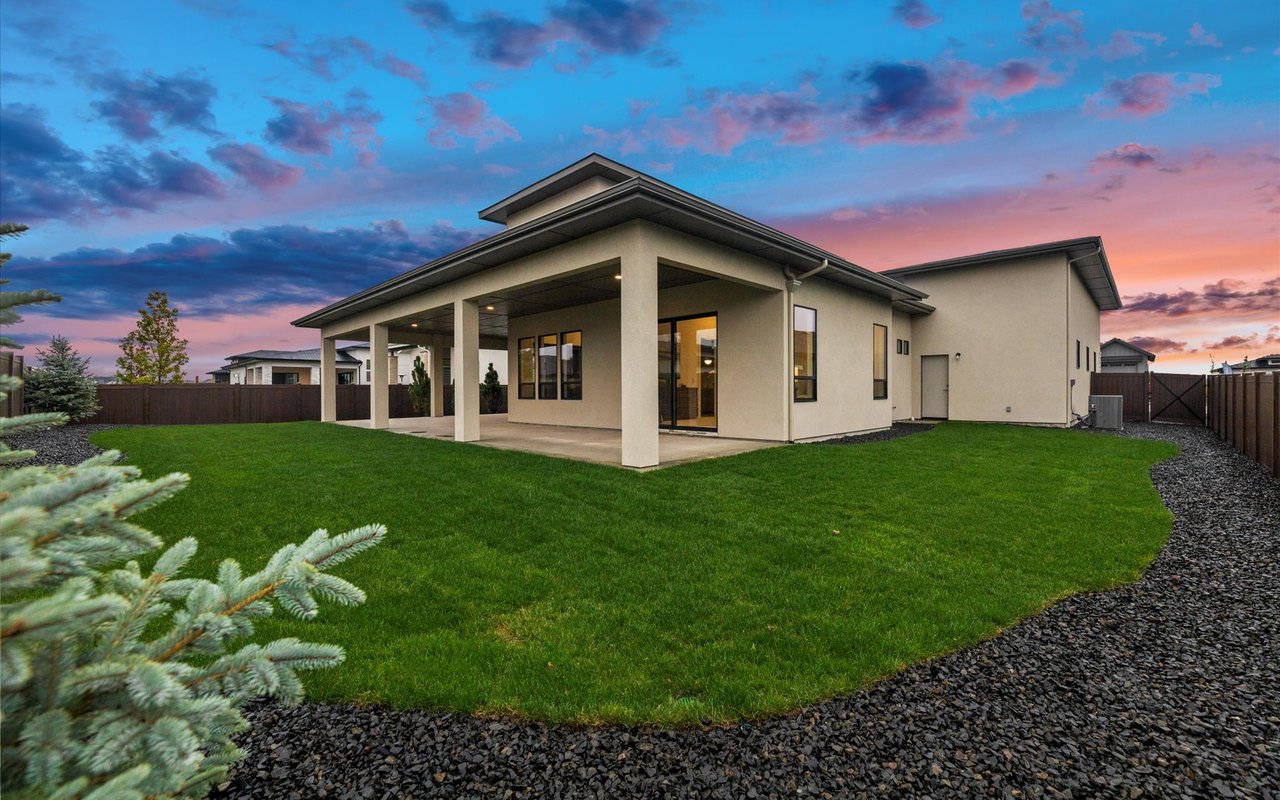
[336,414,781,468]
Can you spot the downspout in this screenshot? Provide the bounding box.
[1063,251,1101,426]
[783,260,830,441]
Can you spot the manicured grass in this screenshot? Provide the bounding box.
[91,422,1176,725]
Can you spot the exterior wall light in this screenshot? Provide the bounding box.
[955,352,961,360]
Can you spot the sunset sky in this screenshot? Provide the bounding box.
[2,0,1277,376]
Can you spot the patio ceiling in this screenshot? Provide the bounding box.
[383,262,714,339]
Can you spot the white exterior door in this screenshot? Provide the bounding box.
[921,355,949,419]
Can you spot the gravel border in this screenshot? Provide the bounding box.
[25,421,1269,797]
[812,421,933,445]
[1,424,123,468]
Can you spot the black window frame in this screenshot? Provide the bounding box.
[793,305,817,402]
[537,333,558,400]
[872,323,888,400]
[560,329,582,400]
[517,336,536,399]
[904,339,910,356]
[1086,345,1091,373]
[1076,339,1081,369]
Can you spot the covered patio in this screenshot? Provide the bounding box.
[337,414,780,468]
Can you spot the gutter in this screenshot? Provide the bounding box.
[782,258,830,290]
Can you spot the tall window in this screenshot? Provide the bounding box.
[1076,339,1081,369]
[793,306,816,402]
[560,331,582,400]
[1086,345,1091,373]
[538,333,558,399]
[873,323,888,399]
[517,337,536,399]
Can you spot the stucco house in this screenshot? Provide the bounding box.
[293,154,1119,468]
[213,344,508,385]
[1100,338,1156,373]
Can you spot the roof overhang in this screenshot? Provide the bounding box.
[294,177,927,330]
[883,236,1122,311]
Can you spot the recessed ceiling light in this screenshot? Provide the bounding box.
[614,274,622,280]
[410,323,418,327]
[485,305,495,311]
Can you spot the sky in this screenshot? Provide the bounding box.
[1,0,1277,377]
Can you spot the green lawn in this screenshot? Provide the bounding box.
[90,422,1176,725]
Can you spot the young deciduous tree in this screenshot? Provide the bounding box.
[480,362,503,414]
[116,291,190,384]
[24,335,101,421]
[408,355,430,416]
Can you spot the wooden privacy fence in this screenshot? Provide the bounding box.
[0,352,23,418]
[1088,371,1207,424]
[1093,371,1278,478]
[1208,373,1279,478]
[1088,373,1149,421]
[82,383,507,426]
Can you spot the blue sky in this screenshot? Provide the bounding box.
[2,0,1277,374]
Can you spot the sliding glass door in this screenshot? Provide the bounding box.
[657,314,717,431]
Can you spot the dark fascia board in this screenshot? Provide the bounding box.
[1102,337,1156,360]
[477,153,642,224]
[883,236,1122,311]
[294,177,927,329]
[892,298,936,315]
[227,351,360,364]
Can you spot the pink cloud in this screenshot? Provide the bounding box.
[208,142,303,191]
[1090,142,1161,172]
[1187,23,1222,48]
[1087,72,1220,117]
[1097,30,1167,61]
[891,0,940,30]
[425,93,520,151]
[264,92,383,163]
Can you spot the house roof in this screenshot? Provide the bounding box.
[882,236,1122,311]
[226,348,360,364]
[1217,353,1280,370]
[478,153,641,224]
[1102,337,1156,360]
[293,155,928,329]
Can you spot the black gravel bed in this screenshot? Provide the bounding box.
[1,424,124,467]
[203,423,1273,798]
[813,421,933,445]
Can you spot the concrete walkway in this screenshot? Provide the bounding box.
[337,414,780,468]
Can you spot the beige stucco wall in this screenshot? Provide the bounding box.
[505,176,619,228]
[1067,265,1101,421]
[896,254,1072,425]
[890,310,916,421]
[506,278,788,440]
[788,278,896,440]
[507,297,623,430]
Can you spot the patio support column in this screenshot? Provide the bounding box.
[620,227,659,468]
[429,343,446,417]
[320,337,337,422]
[454,299,480,442]
[369,323,389,429]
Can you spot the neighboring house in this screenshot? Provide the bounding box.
[214,345,508,385]
[1100,338,1156,373]
[293,153,1119,468]
[207,368,231,383]
[1212,354,1280,375]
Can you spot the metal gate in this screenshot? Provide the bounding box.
[1151,373,1206,425]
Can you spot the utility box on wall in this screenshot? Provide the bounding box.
[1089,395,1124,430]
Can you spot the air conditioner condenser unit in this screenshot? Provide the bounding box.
[1088,395,1124,430]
